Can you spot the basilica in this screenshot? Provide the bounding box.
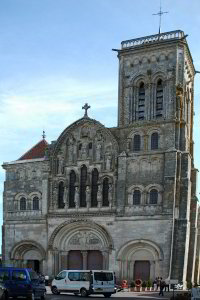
[2,30,200,285]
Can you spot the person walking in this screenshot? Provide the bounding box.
[159,278,165,296]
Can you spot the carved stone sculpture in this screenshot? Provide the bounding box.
[97,186,102,208]
[68,138,74,163]
[96,142,102,161]
[86,186,90,208]
[105,153,112,171]
[74,187,79,208]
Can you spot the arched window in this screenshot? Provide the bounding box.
[133,134,141,151]
[20,197,26,210]
[69,170,76,208]
[156,79,163,117]
[138,82,145,120]
[58,182,64,208]
[33,196,39,210]
[150,189,158,204]
[102,178,109,207]
[133,190,141,205]
[151,132,159,150]
[80,165,87,207]
[91,168,99,207]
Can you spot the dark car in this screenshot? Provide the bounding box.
[0,267,46,300]
[0,281,6,300]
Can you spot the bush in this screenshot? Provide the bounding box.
[147,279,152,288]
[130,281,135,288]
[142,281,147,288]
[170,292,191,300]
[187,281,192,290]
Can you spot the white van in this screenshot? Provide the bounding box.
[51,270,116,297]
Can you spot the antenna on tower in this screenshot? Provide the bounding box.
[153,0,168,34]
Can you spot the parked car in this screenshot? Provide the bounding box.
[51,269,116,297]
[0,267,46,300]
[0,281,6,300]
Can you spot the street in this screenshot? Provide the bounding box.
[45,287,184,300]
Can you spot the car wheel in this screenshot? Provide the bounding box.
[80,288,88,297]
[27,293,35,300]
[41,291,46,300]
[103,293,112,298]
[51,286,60,295]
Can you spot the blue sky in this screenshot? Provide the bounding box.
[0,0,200,251]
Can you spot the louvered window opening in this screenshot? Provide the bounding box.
[20,197,26,210]
[33,196,39,210]
[58,182,65,208]
[138,82,145,120]
[69,171,76,208]
[102,178,109,207]
[156,80,163,117]
[80,165,87,207]
[150,189,158,204]
[91,168,99,207]
[133,190,141,205]
[151,132,158,150]
[133,135,141,151]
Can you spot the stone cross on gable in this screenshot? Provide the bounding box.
[82,103,91,118]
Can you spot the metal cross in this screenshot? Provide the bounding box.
[82,103,91,118]
[153,0,168,34]
[42,130,46,139]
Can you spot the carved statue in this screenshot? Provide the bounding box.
[81,141,88,160]
[97,186,102,208]
[105,153,112,171]
[74,187,79,208]
[108,184,113,204]
[53,187,58,209]
[58,152,65,174]
[86,186,90,208]
[64,186,68,207]
[96,142,102,161]
[68,138,74,163]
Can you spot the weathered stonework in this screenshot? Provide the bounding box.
[2,30,199,285]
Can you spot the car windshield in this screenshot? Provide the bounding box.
[28,271,39,280]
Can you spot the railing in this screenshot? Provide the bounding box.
[121,30,184,49]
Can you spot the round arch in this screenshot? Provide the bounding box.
[117,239,164,281]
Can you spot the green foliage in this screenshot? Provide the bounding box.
[130,281,135,288]
[187,281,193,290]
[142,281,147,288]
[147,279,152,288]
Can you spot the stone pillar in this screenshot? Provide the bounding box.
[116,152,127,214]
[102,251,109,269]
[81,251,88,269]
[150,260,155,280]
[60,251,69,270]
[53,251,59,276]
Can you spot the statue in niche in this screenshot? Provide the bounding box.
[86,186,90,208]
[64,186,68,207]
[67,137,74,163]
[97,186,102,208]
[52,187,58,209]
[105,153,112,171]
[58,151,65,174]
[108,183,113,204]
[81,141,88,160]
[96,142,102,161]
[74,187,79,208]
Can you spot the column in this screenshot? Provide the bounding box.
[102,251,109,269]
[150,260,155,280]
[60,251,69,270]
[81,251,88,269]
[53,251,59,275]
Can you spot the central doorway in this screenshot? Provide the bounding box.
[68,250,103,270]
[134,261,150,281]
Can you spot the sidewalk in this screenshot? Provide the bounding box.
[46,286,185,298]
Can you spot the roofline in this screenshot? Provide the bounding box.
[2,157,46,167]
[18,139,48,160]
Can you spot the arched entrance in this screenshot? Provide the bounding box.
[10,241,46,273]
[48,220,113,275]
[117,240,164,281]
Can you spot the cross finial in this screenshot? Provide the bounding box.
[153,0,168,34]
[42,130,46,139]
[82,103,91,118]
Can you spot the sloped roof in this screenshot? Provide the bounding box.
[18,139,48,160]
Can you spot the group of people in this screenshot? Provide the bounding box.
[153,277,170,296]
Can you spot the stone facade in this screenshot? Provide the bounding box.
[2,30,199,285]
